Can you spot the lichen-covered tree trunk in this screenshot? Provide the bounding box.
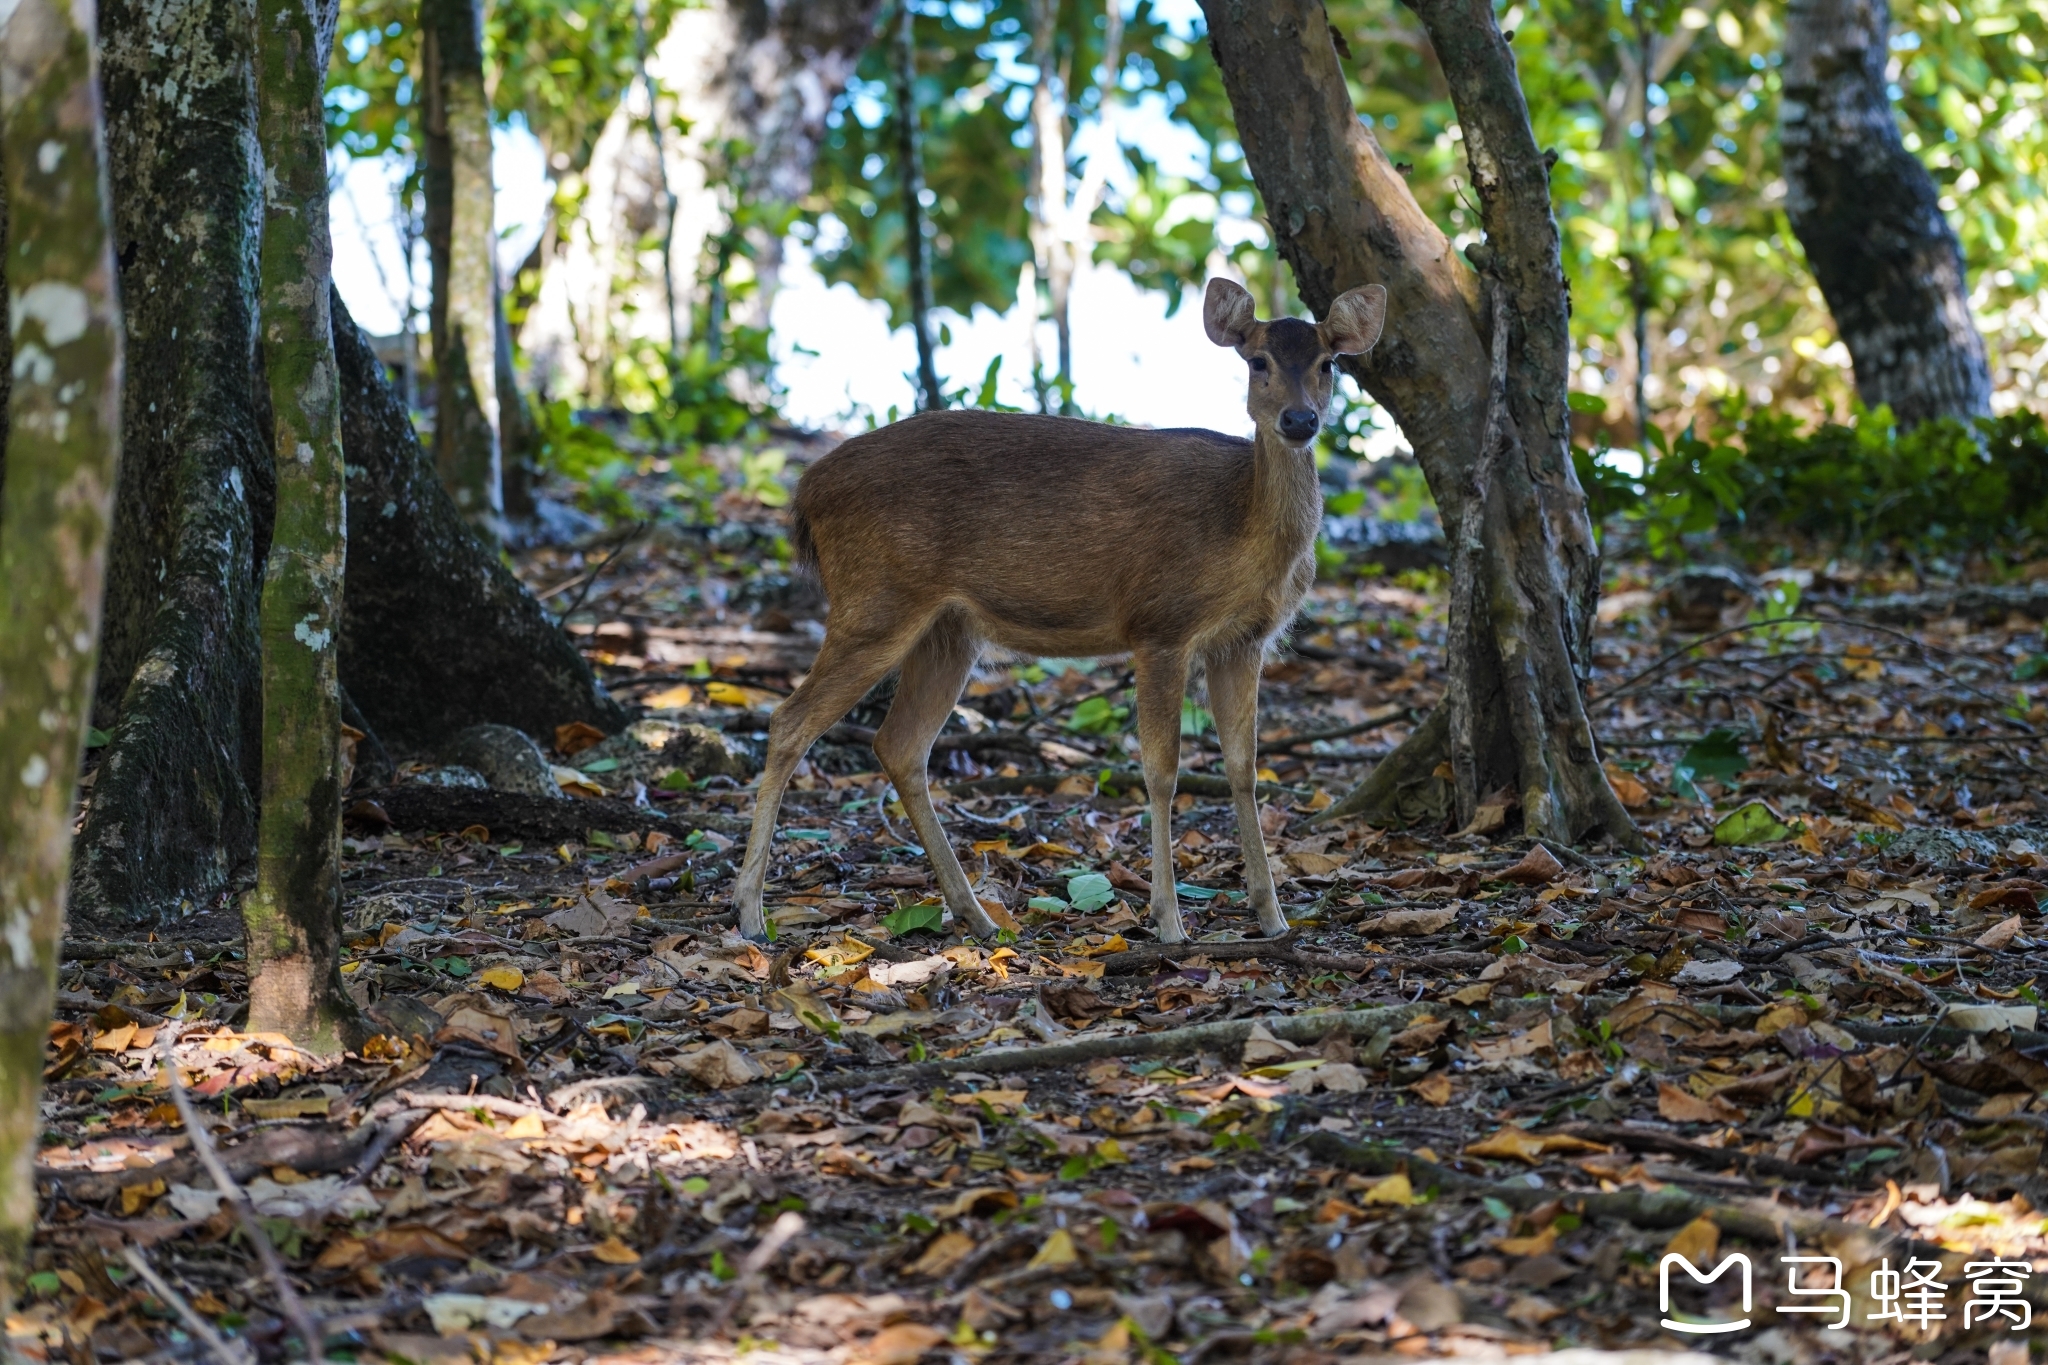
[1781,0,1991,426]
[420,0,501,536]
[246,0,363,1049]
[333,287,631,750]
[1201,0,1638,848]
[1026,0,1073,409]
[519,0,883,399]
[0,0,125,1305]
[78,0,271,923]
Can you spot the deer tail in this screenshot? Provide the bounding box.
[788,500,820,581]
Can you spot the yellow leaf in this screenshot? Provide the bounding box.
[1026,1228,1079,1270]
[478,964,525,992]
[1754,1002,1807,1035]
[91,1023,136,1053]
[644,683,695,709]
[1066,934,1130,957]
[120,1179,166,1216]
[1663,1215,1720,1265]
[1360,1172,1421,1206]
[1464,1130,1548,1163]
[1448,982,1494,1005]
[589,1235,640,1265]
[1055,958,1106,979]
[504,1113,547,1140]
[1255,767,1280,782]
[806,939,875,969]
[1496,1225,1558,1256]
[704,681,781,709]
[1409,1073,1454,1106]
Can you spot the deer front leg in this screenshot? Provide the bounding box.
[1132,649,1191,944]
[1206,643,1288,936]
[733,628,905,941]
[872,620,1002,939]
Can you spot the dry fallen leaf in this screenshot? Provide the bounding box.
[1657,1081,1745,1124]
[1358,907,1458,936]
[677,1039,764,1089]
[478,964,525,992]
[1662,1215,1720,1265]
[1026,1227,1079,1270]
[905,1230,977,1278]
[1409,1073,1455,1105]
[589,1235,641,1266]
[854,1323,946,1365]
[1975,914,2022,950]
[1500,844,1565,885]
[1359,1172,1421,1206]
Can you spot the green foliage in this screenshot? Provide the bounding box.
[1065,693,1130,735]
[1065,872,1115,912]
[1673,727,1746,801]
[1607,403,2048,557]
[882,900,946,936]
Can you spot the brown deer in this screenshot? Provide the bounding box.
[732,277,1388,943]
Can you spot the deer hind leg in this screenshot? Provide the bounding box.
[872,613,1001,940]
[733,619,919,941]
[1132,647,1191,944]
[1205,641,1289,936]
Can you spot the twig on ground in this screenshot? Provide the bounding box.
[712,1211,806,1330]
[716,1001,1439,1100]
[394,1090,550,1121]
[160,1029,327,1363]
[336,1109,430,1192]
[121,1246,253,1365]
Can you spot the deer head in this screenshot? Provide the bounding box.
[1204,277,1388,447]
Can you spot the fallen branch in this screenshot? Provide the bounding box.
[1101,933,1415,978]
[1557,1122,1863,1186]
[1301,1131,1937,1252]
[394,1090,551,1121]
[121,1246,253,1365]
[161,1030,327,1364]
[715,1001,1440,1100]
[49,1122,373,1200]
[940,766,1295,800]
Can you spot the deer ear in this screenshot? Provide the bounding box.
[1203,278,1258,349]
[1320,284,1387,356]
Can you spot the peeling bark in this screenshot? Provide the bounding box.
[80,0,270,923]
[420,0,501,534]
[1200,0,1637,848]
[0,0,125,1301]
[247,0,363,1049]
[1781,0,1990,426]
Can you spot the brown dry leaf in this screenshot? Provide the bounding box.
[1471,1018,1553,1063]
[1358,907,1458,936]
[91,1022,137,1053]
[119,1178,166,1216]
[1495,1224,1558,1257]
[905,1230,977,1278]
[707,1007,770,1040]
[436,1000,524,1063]
[854,1323,946,1365]
[554,721,606,756]
[1464,1130,1547,1163]
[1604,763,1650,808]
[1657,1081,1746,1124]
[677,1039,764,1090]
[1975,915,2023,950]
[1500,845,1566,885]
[1240,1023,1300,1067]
[1409,1073,1454,1106]
[930,1187,1019,1219]
[1662,1215,1720,1265]
[589,1235,641,1266]
[1754,1002,1808,1035]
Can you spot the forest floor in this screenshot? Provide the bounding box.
[28,440,2048,1365]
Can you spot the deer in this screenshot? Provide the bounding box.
[731,277,1388,944]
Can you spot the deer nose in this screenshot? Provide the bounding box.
[1279,408,1320,442]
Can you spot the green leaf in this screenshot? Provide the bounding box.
[1567,391,1608,415]
[2015,653,2048,682]
[579,756,621,773]
[1066,873,1116,912]
[1066,694,1131,736]
[84,727,112,749]
[1713,800,1795,846]
[1174,883,1222,900]
[25,1272,59,1296]
[1673,726,1747,799]
[882,901,945,936]
[1027,895,1069,913]
[1180,698,1213,737]
[432,956,472,976]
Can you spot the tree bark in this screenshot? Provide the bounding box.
[894,0,942,411]
[248,0,364,1049]
[1780,0,1991,426]
[333,286,632,751]
[81,0,271,923]
[1026,0,1073,411]
[518,0,884,400]
[71,0,630,926]
[0,0,125,1304]
[1200,0,1637,849]
[420,0,502,535]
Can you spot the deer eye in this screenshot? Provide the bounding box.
[1322,359,1334,374]
[1249,356,1269,373]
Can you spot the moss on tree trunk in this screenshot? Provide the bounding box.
[246,0,364,1050]
[0,0,125,1305]
[1200,0,1638,850]
[79,0,271,923]
[421,0,502,536]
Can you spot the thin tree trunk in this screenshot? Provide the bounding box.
[495,292,537,526]
[1780,0,1990,425]
[80,0,270,923]
[420,0,502,535]
[893,0,943,411]
[1027,0,1072,411]
[0,0,125,1302]
[248,0,363,1049]
[1201,0,1638,849]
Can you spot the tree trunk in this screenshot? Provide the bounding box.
[1780,0,1990,426]
[1026,0,1073,411]
[894,0,942,411]
[332,286,632,751]
[1200,0,1638,849]
[420,0,502,535]
[72,0,630,926]
[80,0,271,923]
[0,0,125,1304]
[247,0,363,1049]
[518,0,883,401]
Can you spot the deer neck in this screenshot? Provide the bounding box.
[1247,428,1324,561]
